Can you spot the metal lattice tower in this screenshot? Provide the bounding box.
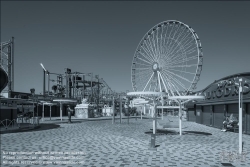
[0,37,14,97]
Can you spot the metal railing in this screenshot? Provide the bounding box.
[0,119,19,130]
[0,117,40,131]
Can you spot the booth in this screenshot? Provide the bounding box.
[74,98,89,118]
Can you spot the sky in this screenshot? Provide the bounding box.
[1,1,250,94]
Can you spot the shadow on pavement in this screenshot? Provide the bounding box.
[0,123,60,134]
[145,129,212,136]
[221,163,234,166]
[183,131,212,136]
[145,129,179,135]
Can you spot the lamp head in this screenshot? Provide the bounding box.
[40,63,47,71]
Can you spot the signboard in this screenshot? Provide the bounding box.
[202,77,250,101]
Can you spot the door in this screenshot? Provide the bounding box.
[188,108,196,122]
[247,103,250,134]
[203,106,211,126]
[213,105,225,129]
[196,106,202,124]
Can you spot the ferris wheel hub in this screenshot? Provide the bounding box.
[152,62,159,71]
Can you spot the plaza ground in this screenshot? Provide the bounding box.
[1,116,250,167]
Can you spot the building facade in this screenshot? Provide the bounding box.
[186,73,250,134]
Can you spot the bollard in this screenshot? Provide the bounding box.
[242,141,244,152]
[148,133,157,151]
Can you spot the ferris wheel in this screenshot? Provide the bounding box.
[131,20,203,96]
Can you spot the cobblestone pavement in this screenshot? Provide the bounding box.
[1,116,250,167]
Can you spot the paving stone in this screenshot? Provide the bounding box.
[1,117,250,166]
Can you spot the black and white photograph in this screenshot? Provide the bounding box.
[1,1,250,167]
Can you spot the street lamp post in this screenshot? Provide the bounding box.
[234,77,250,154]
[48,72,50,96]
[238,78,243,154]
[112,96,115,124]
[90,73,93,103]
[40,63,47,97]
[119,94,122,123]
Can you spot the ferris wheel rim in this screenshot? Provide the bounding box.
[131,20,203,95]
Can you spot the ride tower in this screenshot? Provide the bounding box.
[0,37,14,98]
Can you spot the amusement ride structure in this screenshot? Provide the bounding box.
[128,20,205,149]
[0,37,14,98]
[39,63,114,107]
[0,37,121,129]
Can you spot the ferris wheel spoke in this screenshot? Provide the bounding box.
[166,29,185,57]
[165,54,198,67]
[163,25,173,56]
[183,36,195,47]
[183,40,195,51]
[162,25,169,55]
[133,67,152,70]
[137,50,154,63]
[165,44,186,61]
[166,33,188,58]
[146,37,158,60]
[156,28,163,61]
[179,33,192,44]
[155,29,160,61]
[165,25,175,53]
[185,46,197,55]
[166,25,180,57]
[133,69,152,76]
[163,51,185,64]
[167,64,198,68]
[165,76,181,96]
[161,54,185,68]
[133,62,152,67]
[161,70,187,92]
[147,36,156,58]
[169,81,181,96]
[133,74,151,84]
[162,25,173,57]
[159,71,175,96]
[167,45,197,64]
[166,36,194,61]
[151,31,159,61]
[162,68,193,84]
[159,26,164,55]
[163,71,189,89]
[165,34,190,58]
[143,72,155,91]
[178,30,192,45]
[141,45,157,62]
[137,75,152,85]
[137,75,152,88]
[136,56,153,65]
[167,68,196,75]
[144,41,158,62]
[154,30,161,61]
